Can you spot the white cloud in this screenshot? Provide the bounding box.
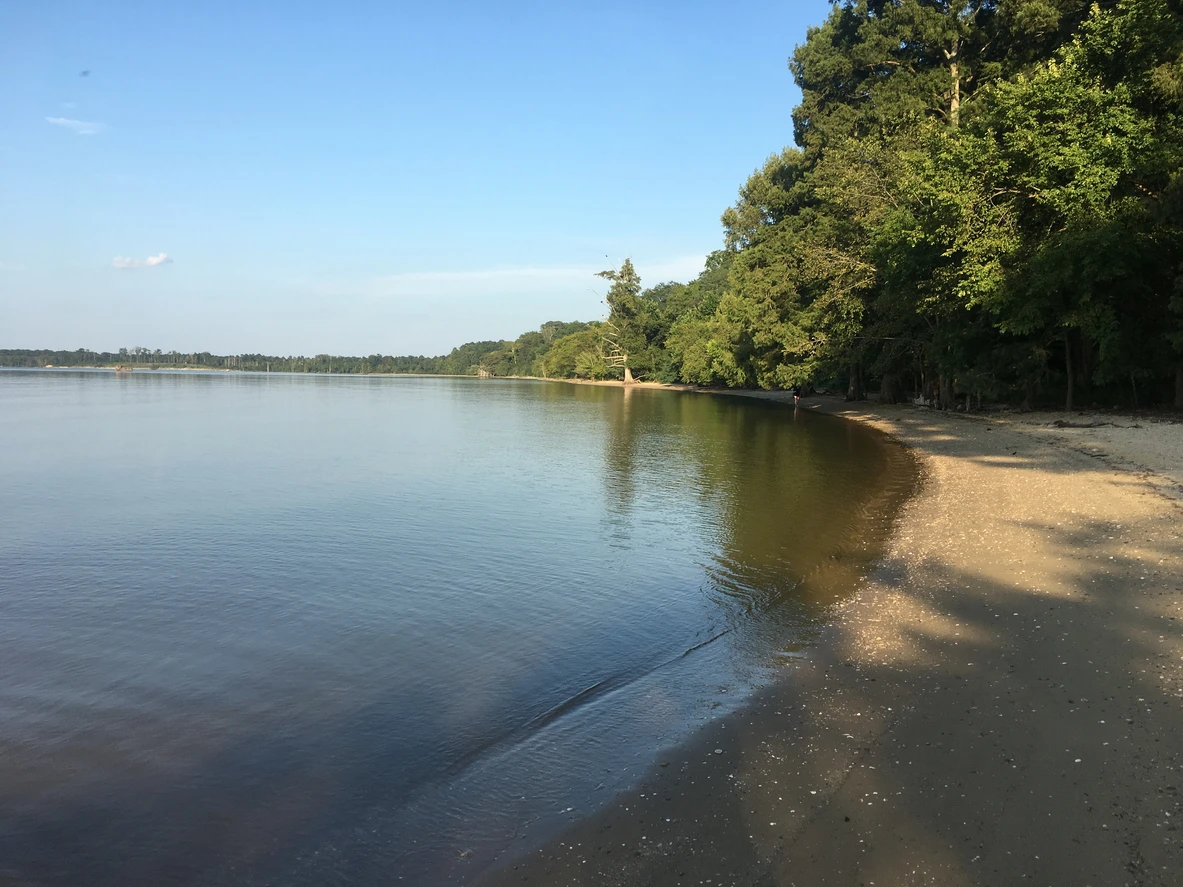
[46,116,102,135]
[112,253,173,270]
[359,255,708,301]
[62,101,76,109]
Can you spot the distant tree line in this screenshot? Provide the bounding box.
[0,329,596,377]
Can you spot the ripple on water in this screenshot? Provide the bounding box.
[0,370,917,885]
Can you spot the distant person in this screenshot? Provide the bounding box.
[791,384,802,406]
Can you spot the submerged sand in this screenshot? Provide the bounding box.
[476,397,1183,887]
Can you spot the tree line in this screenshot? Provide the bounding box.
[0,344,515,376]
[7,2,1181,408]
[581,0,1183,409]
[0,326,595,377]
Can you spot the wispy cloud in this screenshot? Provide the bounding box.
[358,256,708,300]
[46,116,103,135]
[62,101,76,109]
[112,253,173,270]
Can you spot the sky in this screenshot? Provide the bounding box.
[0,0,831,356]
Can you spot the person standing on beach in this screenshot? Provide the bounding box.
[791,384,801,406]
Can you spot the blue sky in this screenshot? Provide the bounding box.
[1,1,830,356]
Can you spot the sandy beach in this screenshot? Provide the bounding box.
[477,395,1183,886]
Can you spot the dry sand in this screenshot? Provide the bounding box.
[476,396,1183,887]
[988,410,1183,503]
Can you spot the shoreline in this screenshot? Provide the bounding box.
[476,395,1183,886]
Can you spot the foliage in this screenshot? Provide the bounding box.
[699,0,1183,407]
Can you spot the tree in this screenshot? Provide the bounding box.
[596,259,650,383]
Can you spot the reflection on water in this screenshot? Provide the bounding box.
[0,370,915,885]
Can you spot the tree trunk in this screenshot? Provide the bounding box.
[623,365,635,385]
[1176,362,1183,410]
[846,362,864,401]
[947,39,961,128]
[950,61,960,128]
[939,373,953,410]
[1064,329,1074,412]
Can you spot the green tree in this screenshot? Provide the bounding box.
[596,259,658,382]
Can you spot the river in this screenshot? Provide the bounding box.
[0,369,915,884]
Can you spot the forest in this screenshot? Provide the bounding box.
[573,0,1183,409]
[6,1,1181,409]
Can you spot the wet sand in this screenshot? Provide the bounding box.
[477,396,1183,886]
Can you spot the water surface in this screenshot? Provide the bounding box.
[0,370,914,884]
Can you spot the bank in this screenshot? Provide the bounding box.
[474,396,1183,886]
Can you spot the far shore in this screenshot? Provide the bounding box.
[475,395,1183,886]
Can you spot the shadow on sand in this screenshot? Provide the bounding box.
[474,401,1183,887]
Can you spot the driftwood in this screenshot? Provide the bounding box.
[1051,420,1142,429]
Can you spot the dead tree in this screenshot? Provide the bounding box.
[600,319,635,384]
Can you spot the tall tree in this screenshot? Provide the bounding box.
[597,259,655,383]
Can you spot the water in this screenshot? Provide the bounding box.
[0,369,915,885]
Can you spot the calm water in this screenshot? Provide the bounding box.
[0,370,914,885]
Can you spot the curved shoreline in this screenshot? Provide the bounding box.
[475,396,1183,886]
